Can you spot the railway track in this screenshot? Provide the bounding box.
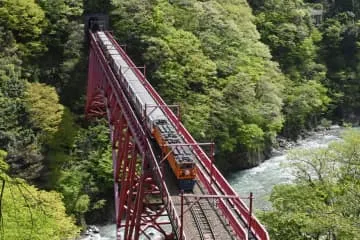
[185,195,217,240]
[193,155,256,240]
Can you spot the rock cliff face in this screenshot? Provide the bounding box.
[223,126,343,174]
[242,150,268,169]
[217,145,273,174]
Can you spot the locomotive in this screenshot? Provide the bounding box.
[96,31,197,191]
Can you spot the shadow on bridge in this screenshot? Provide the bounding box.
[85,30,269,240]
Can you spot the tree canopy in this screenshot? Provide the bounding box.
[23,82,64,140]
[111,0,285,170]
[0,151,80,239]
[260,129,360,239]
[1,0,360,235]
[0,0,47,57]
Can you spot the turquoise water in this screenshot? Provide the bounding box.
[228,128,341,210]
[92,128,343,239]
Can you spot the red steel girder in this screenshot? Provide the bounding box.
[86,29,270,240]
[86,32,181,240]
[105,31,269,240]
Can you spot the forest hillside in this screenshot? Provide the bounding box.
[0,0,359,237]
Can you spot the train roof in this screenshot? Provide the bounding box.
[154,120,196,164]
[97,32,193,165]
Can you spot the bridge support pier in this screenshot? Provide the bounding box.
[86,30,270,240]
[86,38,175,239]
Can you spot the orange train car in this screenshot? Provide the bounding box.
[153,120,196,191]
[96,31,197,191]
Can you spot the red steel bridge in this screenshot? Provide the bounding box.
[85,31,270,240]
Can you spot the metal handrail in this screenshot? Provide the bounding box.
[90,31,187,240]
[105,31,270,240]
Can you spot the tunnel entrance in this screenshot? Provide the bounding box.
[88,17,101,31]
[84,14,109,32]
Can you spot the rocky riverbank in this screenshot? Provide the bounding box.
[224,125,342,173]
[275,124,341,152]
[229,125,344,210]
[77,125,345,239]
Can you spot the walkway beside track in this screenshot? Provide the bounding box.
[163,162,236,240]
[86,30,270,240]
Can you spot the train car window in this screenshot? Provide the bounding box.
[180,164,193,169]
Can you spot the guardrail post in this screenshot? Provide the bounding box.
[90,32,270,240]
[210,143,215,187]
[248,192,253,235]
[180,190,184,240]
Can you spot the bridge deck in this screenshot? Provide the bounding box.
[163,161,235,240]
[86,30,269,240]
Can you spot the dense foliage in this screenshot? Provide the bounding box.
[111,0,285,170]
[251,0,360,136]
[260,129,360,239]
[0,150,79,239]
[0,0,113,234]
[248,0,330,139]
[0,0,360,235]
[252,2,360,236]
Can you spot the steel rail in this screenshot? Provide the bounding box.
[105,32,266,240]
[88,32,187,240]
[185,196,216,240]
[104,31,269,240]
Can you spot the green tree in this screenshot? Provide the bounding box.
[56,121,113,224]
[320,15,360,121]
[0,150,79,240]
[0,0,113,229]
[0,30,44,182]
[253,0,331,138]
[144,27,216,101]
[256,0,316,76]
[36,0,85,107]
[112,0,286,170]
[0,0,47,58]
[23,82,64,140]
[260,129,360,239]
[283,80,331,138]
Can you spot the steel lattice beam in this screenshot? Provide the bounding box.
[85,32,180,240]
[86,30,270,240]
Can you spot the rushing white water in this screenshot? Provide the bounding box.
[228,127,342,211]
[91,127,343,239]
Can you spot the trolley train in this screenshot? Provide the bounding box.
[95,31,197,191]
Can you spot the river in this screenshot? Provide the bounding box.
[228,127,342,211]
[89,127,343,239]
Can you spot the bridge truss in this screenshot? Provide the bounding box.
[85,31,269,240]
